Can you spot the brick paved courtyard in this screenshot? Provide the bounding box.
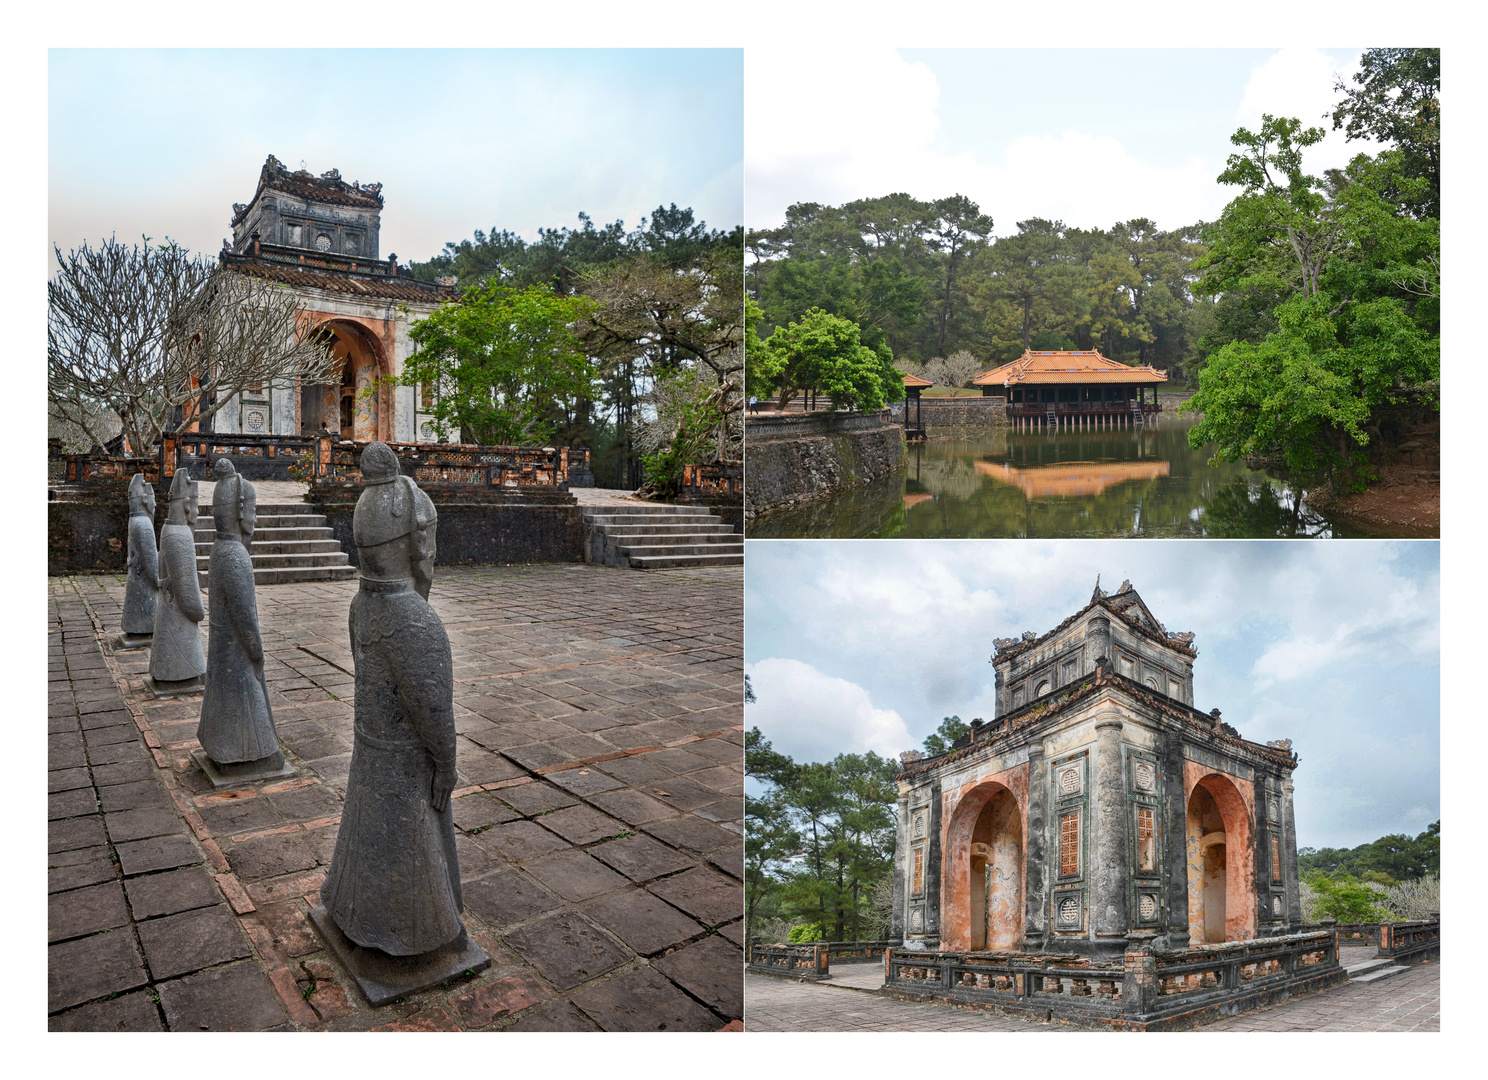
[743,957,1440,1032]
[48,564,744,1031]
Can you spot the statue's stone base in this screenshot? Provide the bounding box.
[112,632,153,651]
[308,906,490,1007]
[144,674,205,699]
[191,749,296,789]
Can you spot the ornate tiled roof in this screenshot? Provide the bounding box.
[231,155,384,227]
[219,246,454,305]
[991,581,1197,662]
[973,349,1168,386]
[902,373,933,388]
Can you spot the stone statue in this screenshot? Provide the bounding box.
[117,473,159,648]
[320,442,468,958]
[195,459,286,780]
[147,469,206,694]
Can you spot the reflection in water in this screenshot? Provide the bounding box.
[748,416,1427,539]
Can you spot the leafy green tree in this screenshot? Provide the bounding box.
[398,282,597,446]
[921,715,970,756]
[1332,48,1439,219]
[1304,871,1390,922]
[751,308,903,412]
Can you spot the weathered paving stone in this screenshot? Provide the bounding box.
[48,880,132,942]
[451,792,520,832]
[536,804,627,845]
[157,961,291,1031]
[480,819,569,863]
[48,930,148,1012]
[583,889,704,956]
[453,832,503,878]
[523,850,628,902]
[49,788,99,821]
[495,781,578,817]
[99,779,174,814]
[49,990,164,1032]
[115,834,203,876]
[597,754,675,786]
[48,814,107,854]
[447,971,553,1028]
[48,744,87,770]
[505,999,600,1031]
[196,795,282,834]
[254,902,321,957]
[502,911,629,991]
[642,815,739,853]
[709,845,744,880]
[647,868,741,927]
[587,788,681,826]
[85,738,149,766]
[48,767,94,794]
[105,805,187,843]
[545,767,624,797]
[503,742,573,772]
[571,964,720,1031]
[48,846,116,893]
[463,871,565,928]
[653,935,744,1018]
[590,834,695,882]
[138,904,252,980]
[125,866,222,920]
[267,782,343,822]
[92,758,159,787]
[226,833,318,882]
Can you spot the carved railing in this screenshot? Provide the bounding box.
[746,944,830,979]
[171,431,316,474]
[1377,920,1440,962]
[308,437,572,498]
[1006,400,1161,416]
[822,940,899,964]
[681,460,742,497]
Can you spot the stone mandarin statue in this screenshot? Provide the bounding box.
[196,459,284,773]
[119,473,159,645]
[320,442,468,956]
[149,469,207,690]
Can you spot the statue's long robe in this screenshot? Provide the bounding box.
[150,522,205,683]
[197,535,277,762]
[121,511,158,635]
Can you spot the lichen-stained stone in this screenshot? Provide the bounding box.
[150,469,206,684]
[120,473,158,636]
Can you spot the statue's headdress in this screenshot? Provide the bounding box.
[353,442,435,549]
[168,468,197,504]
[211,458,256,536]
[128,472,152,513]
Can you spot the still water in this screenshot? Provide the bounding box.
[748,416,1422,539]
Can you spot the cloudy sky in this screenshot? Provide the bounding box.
[746,47,1379,235]
[745,540,1439,851]
[47,49,742,273]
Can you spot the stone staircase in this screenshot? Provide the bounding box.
[195,502,356,587]
[1345,957,1409,984]
[583,503,742,569]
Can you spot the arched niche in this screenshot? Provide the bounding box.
[302,319,390,441]
[1185,773,1255,943]
[943,781,1024,951]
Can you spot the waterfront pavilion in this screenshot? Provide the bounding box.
[973,350,1167,431]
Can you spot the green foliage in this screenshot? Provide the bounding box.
[787,922,825,943]
[1332,49,1439,219]
[1297,820,1438,881]
[1303,871,1390,923]
[638,364,728,497]
[921,715,970,756]
[400,283,598,447]
[744,727,899,945]
[750,308,903,412]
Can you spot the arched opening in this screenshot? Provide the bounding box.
[943,781,1024,951]
[302,320,389,441]
[1186,774,1255,943]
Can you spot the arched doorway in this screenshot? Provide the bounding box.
[1186,774,1254,943]
[944,782,1024,951]
[302,320,389,441]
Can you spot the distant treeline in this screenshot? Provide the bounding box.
[1298,820,1438,883]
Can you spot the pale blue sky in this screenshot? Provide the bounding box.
[745,540,1439,851]
[747,47,1376,234]
[48,49,743,271]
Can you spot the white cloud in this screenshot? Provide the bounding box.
[745,658,913,763]
[1234,48,1382,174]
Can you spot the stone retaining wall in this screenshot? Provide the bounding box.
[914,398,1007,428]
[744,410,905,519]
[318,499,586,567]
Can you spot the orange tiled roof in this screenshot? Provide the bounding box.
[902,373,933,387]
[973,350,1168,387]
[222,253,453,304]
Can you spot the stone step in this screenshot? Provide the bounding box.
[199,551,350,570]
[583,507,721,521]
[196,539,345,558]
[580,502,711,515]
[596,524,738,538]
[196,525,335,541]
[196,501,318,514]
[627,552,743,569]
[196,515,329,533]
[1350,965,1408,984]
[1344,958,1396,977]
[615,542,745,559]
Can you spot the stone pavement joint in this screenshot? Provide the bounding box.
[49,564,743,1031]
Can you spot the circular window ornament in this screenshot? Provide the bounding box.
[1140,894,1158,920]
[1059,767,1081,795]
[1272,896,1283,917]
[913,814,925,838]
[909,907,925,933]
[419,422,434,441]
[1058,896,1079,926]
[1134,761,1155,791]
[315,233,332,251]
[245,409,266,432]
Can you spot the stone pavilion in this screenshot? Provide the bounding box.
[892,580,1301,958]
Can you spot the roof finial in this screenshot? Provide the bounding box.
[1091,574,1106,602]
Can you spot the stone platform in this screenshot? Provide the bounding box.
[48,563,743,1031]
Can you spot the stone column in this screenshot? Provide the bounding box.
[925,779,943,946]
[1282,775,1302,929]
[1023,743,1048,948]
[1087,614,1112,675]
[891,791,910,940]
[1092,716,1129,949]
[1160,730,1191,949]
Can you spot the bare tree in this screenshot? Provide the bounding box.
[49,237,336,456]
[923,350,983,397]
